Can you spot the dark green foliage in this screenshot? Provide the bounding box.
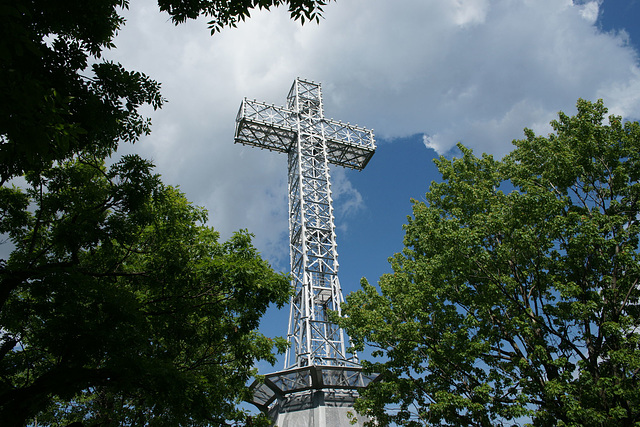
[158,0,333,33]
[0,0,164,183]
[0,0,332,424]
[341,100,640,426]
[0,0,332,183]
[0,155,290,425]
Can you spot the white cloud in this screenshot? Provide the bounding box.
[451,0,490,27]
[331,167,365,234]
[576,0,601,24]
[106,0,640,266]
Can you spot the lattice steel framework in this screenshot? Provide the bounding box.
[234,78,375,370]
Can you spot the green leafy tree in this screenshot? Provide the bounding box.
[1,0,332,424]
[0,154,290,426]
[0,0,332,182]
[340,99,640,426]
[0,0,164,183]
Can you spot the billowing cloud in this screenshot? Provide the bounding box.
[106,0,640,266]
[578,0,602,23]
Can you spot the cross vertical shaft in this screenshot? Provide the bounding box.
[285,80,351,369]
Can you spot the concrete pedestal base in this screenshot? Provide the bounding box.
[269,389,368,427]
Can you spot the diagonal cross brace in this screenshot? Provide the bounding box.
[234,78,376,370]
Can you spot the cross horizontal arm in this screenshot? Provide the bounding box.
[323,118,375,170]
[234,99,297,154]
[234,99,376,170]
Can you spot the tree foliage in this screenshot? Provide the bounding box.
[0,0,164,183]
[0,0,332,183]
[0,154,290,426]
[341,99,640,426]
[158,0,333,33]
[0,0,334,424]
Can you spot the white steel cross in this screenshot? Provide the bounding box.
[234,78,375,370]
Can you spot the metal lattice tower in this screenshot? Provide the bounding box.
[234,79,377,423]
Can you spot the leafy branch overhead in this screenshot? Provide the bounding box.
[0,154,290,426]
[0,0,326,425]
[157,0,333,33]
[340,99,640,426]
[0,0,332,183]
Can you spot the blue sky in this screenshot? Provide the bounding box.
[106,0,640,372]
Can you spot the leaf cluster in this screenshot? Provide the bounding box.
[157,0,333,34]
[0,0,332,183]
[0,0,164,183]
[0,0,340,426]
[0,0,335,424]
[341,99,640,426]
[0,154,291,426]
